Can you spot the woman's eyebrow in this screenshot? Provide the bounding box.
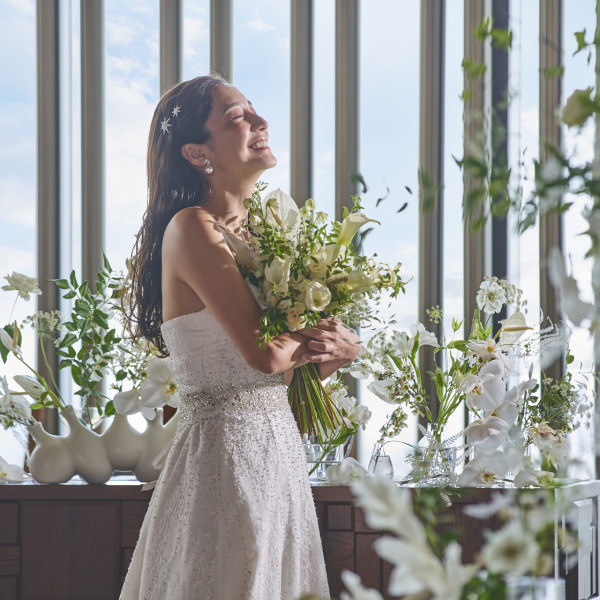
[223,100,253,113]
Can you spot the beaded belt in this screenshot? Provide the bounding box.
[178,383,289,425]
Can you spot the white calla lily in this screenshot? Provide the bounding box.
[499,310,532,348]
[264,256,292,285]
[261,188,300,231]
[337,213,379,247]
[0,327,21,356]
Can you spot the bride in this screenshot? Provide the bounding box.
[119,74,361,600]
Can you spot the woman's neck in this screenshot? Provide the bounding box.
[202,187,252,234]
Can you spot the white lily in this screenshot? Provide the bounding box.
[140,357,180,409]
[0,456,27,482]
[2,272,42,300]
[0,376,32,422]
[337,213,379,247]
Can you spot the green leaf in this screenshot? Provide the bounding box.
[54,278,70,290]
[574,29,588,55]
[69,270,78,288]
[63,291,77,300]
[30,402,46,410]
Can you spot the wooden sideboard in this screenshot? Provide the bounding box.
[0,480,598,600]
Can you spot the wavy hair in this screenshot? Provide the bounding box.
[123,75,226,355]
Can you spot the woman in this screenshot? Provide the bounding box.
[120,75,361,600]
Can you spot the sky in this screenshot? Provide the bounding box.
[0,0,598,475]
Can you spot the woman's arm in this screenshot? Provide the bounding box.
[162,208,311,374]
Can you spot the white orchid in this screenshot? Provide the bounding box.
[325,457,367,485]
[339,571,384,600]
[140,357,180,410]
[459,360,506,411]
[367,377,397,404]
[409,322,439,348]
[466,415,512,451]
[0,456,27,482]
[113,389,157,419]
[457,450,510,486]
[2,272,42,300]
[350,476,426,542]
[13,374,45,401]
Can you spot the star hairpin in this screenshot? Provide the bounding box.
[172,105,181,117]
[160,116,172,134]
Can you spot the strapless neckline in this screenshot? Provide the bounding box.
[161,308,208,330]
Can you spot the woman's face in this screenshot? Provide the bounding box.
[200,84,277,176]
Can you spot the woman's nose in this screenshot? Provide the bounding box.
[250,112,268,130]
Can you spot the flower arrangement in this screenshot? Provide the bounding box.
[239,184,406,456]
[0,257,180,434]
[341,475,570,600]
[351,277,592,486]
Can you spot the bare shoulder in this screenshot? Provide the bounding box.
[164,206,221,244]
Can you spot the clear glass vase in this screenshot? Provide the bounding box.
[506,577,565,600]
[367,443,394,478]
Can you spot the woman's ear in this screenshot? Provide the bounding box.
[181,143,205,166]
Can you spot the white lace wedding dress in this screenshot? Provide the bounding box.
[119,306,330,599]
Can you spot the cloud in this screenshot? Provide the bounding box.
[106,15,145,47]
[243,10,275,33]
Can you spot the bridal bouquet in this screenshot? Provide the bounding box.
[351,276,592,486]
[240,184,406,449]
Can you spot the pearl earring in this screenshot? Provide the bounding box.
[203,158,214,175]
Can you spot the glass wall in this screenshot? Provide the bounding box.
[0,0,37,464]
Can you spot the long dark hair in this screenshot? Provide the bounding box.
[123,74,226,355]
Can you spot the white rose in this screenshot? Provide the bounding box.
[301,280,332,312]
[2,272,42,301]
[561,87,594,128]
[264,256,292,286]
[286,306,306,331]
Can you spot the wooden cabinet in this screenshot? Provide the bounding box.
[0,481,598,599]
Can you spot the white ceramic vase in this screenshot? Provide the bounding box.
[28,422,75,483]
[26,404,180,484]
[61,404,114,483]
[102,412,145,471]
[133,408,180,482]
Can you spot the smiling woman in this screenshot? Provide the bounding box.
[118,75,362,599]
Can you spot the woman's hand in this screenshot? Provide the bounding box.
[295,318,361,379]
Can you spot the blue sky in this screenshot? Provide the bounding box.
[0,0,598,473]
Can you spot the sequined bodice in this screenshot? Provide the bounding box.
[160,308,284,399]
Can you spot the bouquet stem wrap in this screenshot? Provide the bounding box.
[288,363,344,443]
